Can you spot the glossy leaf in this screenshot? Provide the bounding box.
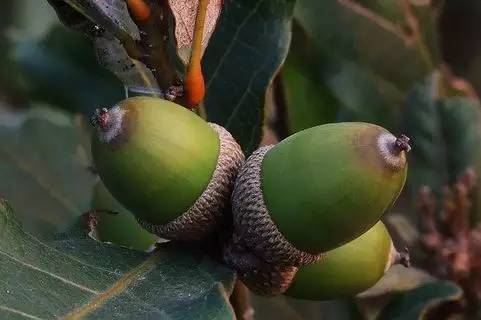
[203,0,296,154]
[0,200,235,319]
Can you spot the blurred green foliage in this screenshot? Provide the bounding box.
[1,0,480,318]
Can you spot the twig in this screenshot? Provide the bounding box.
[127,0,178,89]
[336,0,409,42]
[230,280,255,320]
[398,0,435,70]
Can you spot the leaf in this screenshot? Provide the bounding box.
[438,97,481,182]
[293,0,418,130]
[358,266,435,299]
[253,295,365,320]
[403,74,447,194]
[377,281,463,320]
[295,0,433,90]
[282,23,340,134]
[46,0,160,92]
[203,0,296,154]
[14,25,123,115]
[49,0,139,41]
[0,107,95,237]
[403,73,481,194]
[168,0,223,64]
[0,200,235,319]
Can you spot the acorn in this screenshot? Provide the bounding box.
[228,122,410,269]
[90,182,159,251]
[285,221,410,301]
[90,96,244,241]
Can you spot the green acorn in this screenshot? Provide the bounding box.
[91,97,244,241]
[227,122,409,270]
[285,221,409,300]
[89,182,159,251]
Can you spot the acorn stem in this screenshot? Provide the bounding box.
[395,247,411,268]
[394,134,411,154]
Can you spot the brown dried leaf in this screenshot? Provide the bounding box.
[168,0,223,64]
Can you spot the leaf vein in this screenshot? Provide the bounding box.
[0,250,98,294]
[0,305,45,320]
[61,250,161,320]
[0,150,80,217]
[206,0,265,89]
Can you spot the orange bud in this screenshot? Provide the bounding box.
[126,0,151,22]
[184,65,205,108]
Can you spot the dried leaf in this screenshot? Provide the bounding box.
[168,0,223,64]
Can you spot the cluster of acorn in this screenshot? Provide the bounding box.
[90,96,411,300]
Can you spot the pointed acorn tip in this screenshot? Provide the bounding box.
[90,105,126,143]
[90,108,110,131]
[394,134,411,154]
[395,247,411,268]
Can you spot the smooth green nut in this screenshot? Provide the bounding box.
[91,97,244,241]
[231,122,409,266]
[285,221,403,300]
[90,182,159,251]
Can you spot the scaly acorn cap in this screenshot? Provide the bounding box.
[285,221,410,300]
[230,122,409,267]
[91,97,244,241]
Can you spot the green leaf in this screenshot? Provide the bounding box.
[438,97,481,182]
[295,0,433,90]
[282,23,340,134]
[14,25,123,115]
[253,295,365,320]
[403,75,447,194]
[293,0,423,130]
[0,107,95,237]
[203,0,296,154]
[377,281,463,320]
[0,200,235,319]
[403,74,481,194]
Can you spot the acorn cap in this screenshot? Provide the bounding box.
[138,123,245,241]
[91,97,244,242]
[223,239,298,296]
[231,146,321,267]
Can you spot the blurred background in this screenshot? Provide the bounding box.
[1,0,481,319]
